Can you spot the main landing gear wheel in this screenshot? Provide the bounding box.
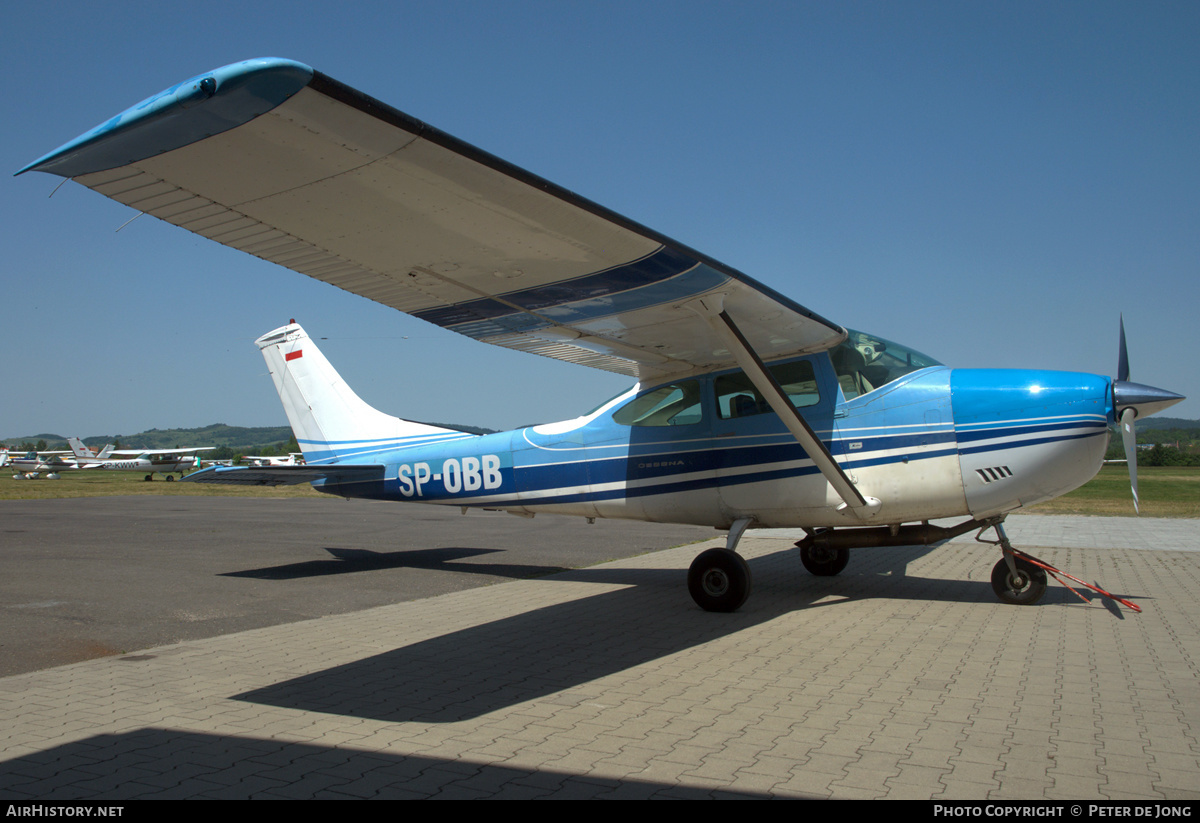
[990,556,1047,605]
[800,543,849,576]
[688,548,752,613]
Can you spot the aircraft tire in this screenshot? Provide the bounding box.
[688,548,752,613]
[144,475,153,481]
[800,544,849,576]
[165,475,175,482]
[990,557,1047,605]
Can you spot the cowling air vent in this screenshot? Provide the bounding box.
[975,466,1013,484]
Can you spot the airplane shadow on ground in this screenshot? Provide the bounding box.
[222,546,566,582]
[0,545,1137,800]
[0,728,775,799]
[230,542,1106,724]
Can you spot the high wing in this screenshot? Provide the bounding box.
[18,58,844,382]
[106,447,216,456]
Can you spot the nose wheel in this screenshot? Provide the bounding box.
[979,520,1047,606]
[990,555,1047,605]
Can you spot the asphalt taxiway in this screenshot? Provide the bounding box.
[0,497,1197,799]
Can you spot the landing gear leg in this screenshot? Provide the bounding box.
[688,517,754,612]
[983,520,1047,605]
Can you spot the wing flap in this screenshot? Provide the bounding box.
[23,59,845,379]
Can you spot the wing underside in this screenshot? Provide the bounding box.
[21,58,843,381]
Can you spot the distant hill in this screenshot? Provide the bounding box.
[4,421,495,453]
[1136,417,1200,431]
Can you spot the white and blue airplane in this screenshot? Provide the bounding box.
[19,58,1183,611]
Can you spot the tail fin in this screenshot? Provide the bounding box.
[68,439,115,459]
[255,322,469,464]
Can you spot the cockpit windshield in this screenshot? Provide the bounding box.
[830,329,942,400]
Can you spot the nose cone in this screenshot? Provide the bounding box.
[1113,380,1185,420]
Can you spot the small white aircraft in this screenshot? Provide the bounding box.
[73,438,214,481]
[12,439,209,480]
[90,453,206,481]
[21,59,1184,610]
[242,454,304,467]
[10,441,113,479]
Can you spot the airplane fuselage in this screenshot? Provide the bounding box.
[304,359,1112,530]
[98,457,196,474]
[9,456,85,475]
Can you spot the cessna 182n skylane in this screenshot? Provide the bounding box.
[20,58,1184,611]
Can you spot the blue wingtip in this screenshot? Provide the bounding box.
[16,57,315,178]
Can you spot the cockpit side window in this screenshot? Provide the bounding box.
[831,329,942,399]
[716,359,820,419]
[612,380,704,427]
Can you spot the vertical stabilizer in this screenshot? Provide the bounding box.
[255,323,470,464]
[68,438,94,458]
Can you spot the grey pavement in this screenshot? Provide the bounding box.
[1,513,1198,799]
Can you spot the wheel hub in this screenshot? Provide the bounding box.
[811,546,835,564]
[702,569,730,597]
[1006,570,1030,591]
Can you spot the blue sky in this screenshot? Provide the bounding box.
[3,0,1197,439]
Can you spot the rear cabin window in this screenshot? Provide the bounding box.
[715,360,820,419]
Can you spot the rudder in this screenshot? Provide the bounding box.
[256,322,469,464]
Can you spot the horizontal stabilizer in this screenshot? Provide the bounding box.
[182,464,383,487]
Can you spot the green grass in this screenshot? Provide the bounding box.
[1025,464,1200,518]
[0,469,323,500]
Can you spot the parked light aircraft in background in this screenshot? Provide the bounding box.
[242,454,304,467]
[67,438,214,481]
[20,58,1184,610]
[91,453,205,481]
[12,439,210,480]
[10,441,113,479]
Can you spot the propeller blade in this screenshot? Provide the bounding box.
[1119,406,1139,514]
[1117,315,1130,383]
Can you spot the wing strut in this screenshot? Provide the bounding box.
[708,309,881,519]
